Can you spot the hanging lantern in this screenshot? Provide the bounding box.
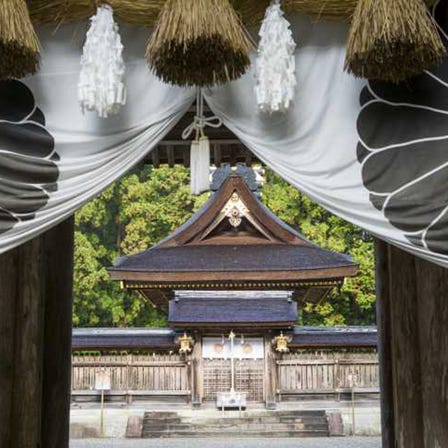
[146,0,255,87]
[0,0,40,80]
[255,0,297,113]
[178,333,194,354]
[345,0,446,83]
[78,4,126,118]
[273,332,291,353]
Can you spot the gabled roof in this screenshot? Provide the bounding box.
[109,173,358,292]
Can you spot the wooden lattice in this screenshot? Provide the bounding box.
[202,358,264,402]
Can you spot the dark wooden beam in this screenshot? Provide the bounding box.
[41,217,74,448]
[388,245,424,448]
[0,241,17,447]
[140,289,170,313]
[0,218,74,448]
[144,140,261,167]
[10,237,45,448]
[415,256,448,447]
[376,241,448,447]
[167,145,175,168]
[374,239,395,448]
[152,147,160,168]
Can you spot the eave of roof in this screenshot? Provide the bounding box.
[71,326,378,350]
[168,297,298,327]
[290,326,378,348]
[72,328,178,350]
[109,175,358,284]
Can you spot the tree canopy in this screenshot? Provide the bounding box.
[73,165,375,328]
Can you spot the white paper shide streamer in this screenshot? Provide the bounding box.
[255,0,296,113]
[78,5,126,118]
[183,89,222,195]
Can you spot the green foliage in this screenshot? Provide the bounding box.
[73,165,375,328]
[73,165,207,328]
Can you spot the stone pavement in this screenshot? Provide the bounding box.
[71,437,381,448]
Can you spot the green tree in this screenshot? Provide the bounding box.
[73,166,206,327]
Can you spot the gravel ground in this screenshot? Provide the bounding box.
[71,437,381,448]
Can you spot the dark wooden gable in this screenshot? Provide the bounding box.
[155,174,309,248]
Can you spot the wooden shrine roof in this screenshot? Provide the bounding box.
[71,326,378,350]
[71,328,178,350]
[109,170,358,294]
[168,296,298,329]
[290,326,378,348]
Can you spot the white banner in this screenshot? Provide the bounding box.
[2,5,448,270]
[0,23,194,253]
[205,3,448,268]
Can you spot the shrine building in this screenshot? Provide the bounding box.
[107,166,365,406]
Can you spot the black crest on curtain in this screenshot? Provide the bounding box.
[356,0,448,254]
[0,80,59,234]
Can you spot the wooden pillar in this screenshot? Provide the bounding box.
[0,217,74,448]
[0,236,45,448]
[374,239,395,448]
[264,334,277,407]
[0,240,17,448]
[192,332,203,403]
[41,217,74,448]
[414,256,448,448]
[376,240,448,447]
[388,245,424,448]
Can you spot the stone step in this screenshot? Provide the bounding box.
[142,429,330,438]
[142,422,329,432]
[141,410,331,439]
[143,418,182,424]
[175,416,327,425]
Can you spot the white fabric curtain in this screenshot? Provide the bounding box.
[0,23,194,253]
[2,12,448,269]
[205,13,448,268]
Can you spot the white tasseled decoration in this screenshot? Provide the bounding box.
[78,5,126,118]
[190,136,211,195]
[255,0,296,113]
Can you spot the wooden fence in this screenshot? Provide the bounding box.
[71,353,190,402]
[277,350,379,398]
[71,349,379,402]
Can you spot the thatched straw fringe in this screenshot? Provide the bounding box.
[146,0,255,86]
[0,0,40,79]
[29,0,165,26]
[345,0,446,83]
[28,0,267,26]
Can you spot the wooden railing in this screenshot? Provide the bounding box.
[277,351,379,398]
[71,350,379,402]
[71,354,190,402]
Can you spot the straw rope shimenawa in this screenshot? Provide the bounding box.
[146,0,255,86]
[345,0,446,83]
[28,0,165,26]
[24,0,446,85]
[28,0,439,25]
[0,0,40,79]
